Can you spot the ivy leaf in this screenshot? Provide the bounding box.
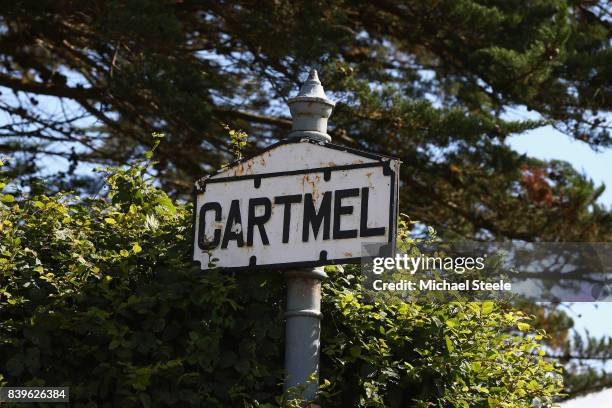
[482,301,494,315]
[445,335,454,353]
[156,195,176,215]
[517,322,530,331]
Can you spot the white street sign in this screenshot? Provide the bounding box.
[193,139,399,270]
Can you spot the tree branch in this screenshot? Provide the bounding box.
[0,73,101,100]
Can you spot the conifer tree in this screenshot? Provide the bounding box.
[1,0,610,398]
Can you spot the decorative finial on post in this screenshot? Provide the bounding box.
[307,68,319,83]
[287,68,335,143]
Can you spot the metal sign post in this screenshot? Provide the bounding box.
[283,266,327,400]
[193,69,400,403]
[282,70,333,401]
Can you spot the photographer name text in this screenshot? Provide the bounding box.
[372,279,512,292]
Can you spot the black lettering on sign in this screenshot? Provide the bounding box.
[333,188,359,239]
[274,194,302,243]
[360,187,385,237]
[247,197,271,246]
[202,185,387,252]
[302,191,331,242]
[198,202,222,249]
[221,199,244,249]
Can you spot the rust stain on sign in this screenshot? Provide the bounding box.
[301,174,322,200]
[234,163,246,176]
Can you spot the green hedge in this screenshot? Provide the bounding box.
[0,157,563,407]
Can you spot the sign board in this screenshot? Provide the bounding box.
[193,139,399,270]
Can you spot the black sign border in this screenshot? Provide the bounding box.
[192,139,400,272]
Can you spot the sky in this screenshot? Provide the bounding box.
[561,388,612,408]
[508,125,612,339]
[508,126,612,406]
[509,124,612,207]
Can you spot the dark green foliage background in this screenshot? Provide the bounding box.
[0,158,562,407]
[0,160,287,406]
